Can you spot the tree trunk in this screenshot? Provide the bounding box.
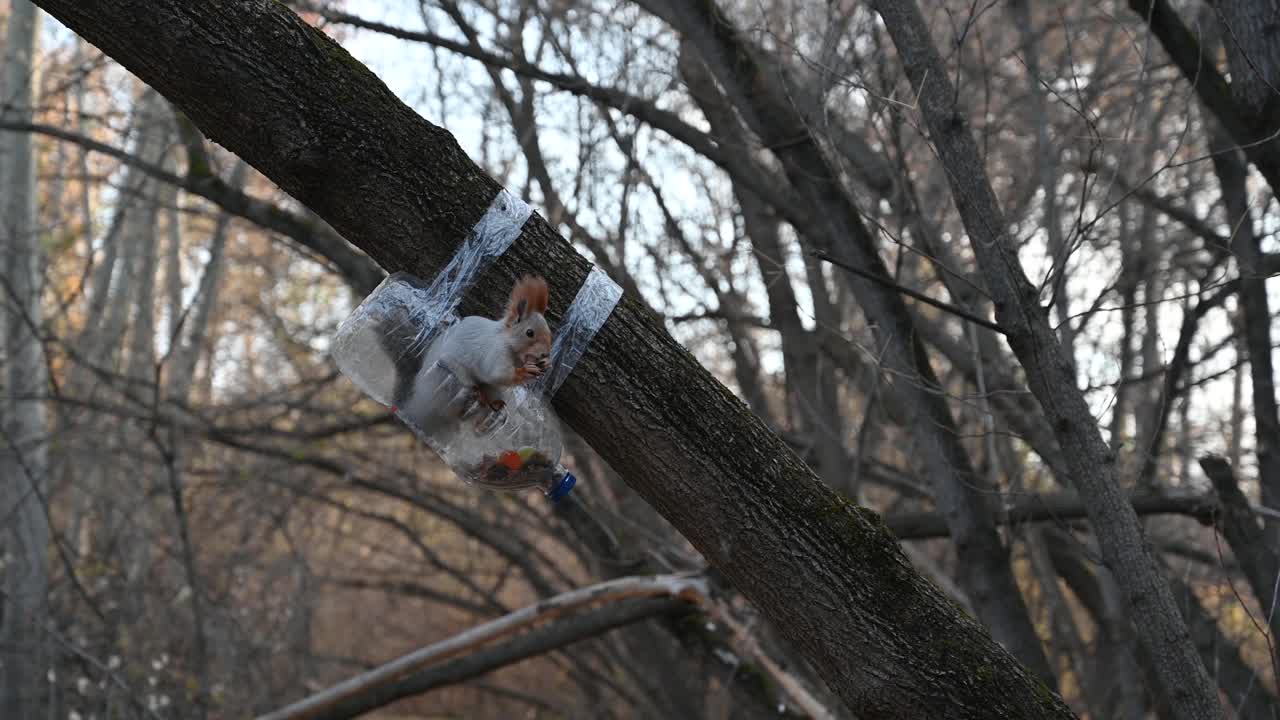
[1112,200,1138,450]
[0,3,50,716]
[124,93,172,382]
[1215,0,1280,122]
[164,146,184,344]
[1168,573,1280,720]
[30,1,1075,716]
[1129,98,1173,495]
[1048,530,1280,719]
[1012,0,1077,374]
[869,0,1220,717]
[1208,128,1280,545]
[166,160,246,397]
[74,38,95,240]
[83,89,170,375]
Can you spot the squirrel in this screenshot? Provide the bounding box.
[392,275,552,432]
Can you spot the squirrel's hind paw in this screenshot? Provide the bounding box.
[475,387,506,412]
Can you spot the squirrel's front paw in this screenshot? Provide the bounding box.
[513,364,544,384]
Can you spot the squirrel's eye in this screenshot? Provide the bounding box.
[525,328,535,338]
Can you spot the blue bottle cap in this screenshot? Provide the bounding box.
[548,471,576,503]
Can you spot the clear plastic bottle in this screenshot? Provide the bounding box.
[413,363,576,501]
[331,273,575,501]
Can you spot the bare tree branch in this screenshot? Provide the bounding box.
[886,493,1218,540]
[258,574,709,720]
[0,120,385,293]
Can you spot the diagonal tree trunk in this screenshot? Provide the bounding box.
[429,18,729,706]
[1197,455,1280,647]
[1214,0,1280,125]
[29,1,1075,716]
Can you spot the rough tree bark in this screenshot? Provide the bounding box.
[1214,0,1280,124]
[31,0,1074,717]
[869,0,1220,717]
[0,2,50,716]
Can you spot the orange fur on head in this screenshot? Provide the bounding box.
[505,275,549,324]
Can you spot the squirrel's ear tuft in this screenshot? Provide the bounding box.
[507,275,549,325]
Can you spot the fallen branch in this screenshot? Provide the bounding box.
[258,574,709,720]
[283,595,693,720]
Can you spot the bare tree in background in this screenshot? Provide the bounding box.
[0,2,50,716]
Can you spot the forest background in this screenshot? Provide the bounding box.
[2,0,1280,718]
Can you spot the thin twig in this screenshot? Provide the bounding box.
[810,250,1007,334]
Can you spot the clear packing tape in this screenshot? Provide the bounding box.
[330,190,622,502]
